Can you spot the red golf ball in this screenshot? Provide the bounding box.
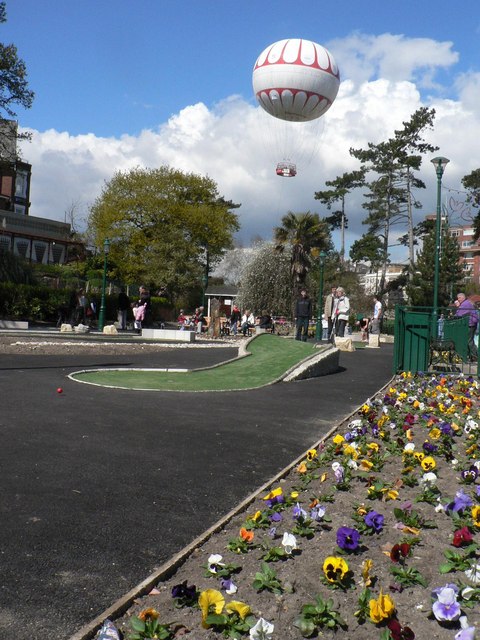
[57,387,63,394]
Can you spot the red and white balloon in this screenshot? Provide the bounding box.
[252,39,340,123]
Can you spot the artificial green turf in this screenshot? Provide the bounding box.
[71,334,319,391]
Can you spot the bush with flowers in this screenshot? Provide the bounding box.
[107,373,480,640]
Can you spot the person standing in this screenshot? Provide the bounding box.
[455,292,478,361]
[324,286,337,342]
[230,304,241,336]
[195,306,205,334]
[333,287,350,338]
[139,286,152,327]
[295,288,312,342]
[371,296,383,335]
[117,287,130,330]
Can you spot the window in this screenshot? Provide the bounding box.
[462,241,474,248]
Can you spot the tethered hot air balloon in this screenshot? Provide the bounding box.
[252,38,340,176]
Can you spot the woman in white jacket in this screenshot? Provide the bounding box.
[333,287,350,338]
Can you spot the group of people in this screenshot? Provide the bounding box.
[177,305,273,337]
[177,306,206,333]
[294,286,384,343]
[117,286,152,332]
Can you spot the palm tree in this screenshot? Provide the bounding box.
[274,211,330,296]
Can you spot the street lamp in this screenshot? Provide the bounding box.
[97,238,110,332]
[315,250,327,341]
[431,156,449,326]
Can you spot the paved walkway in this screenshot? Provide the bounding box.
[0,335,394,640]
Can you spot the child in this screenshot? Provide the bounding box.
[133,302,146,332]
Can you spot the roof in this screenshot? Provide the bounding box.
[205,284,238,296]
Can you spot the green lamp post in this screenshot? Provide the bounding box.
[315,250,327,341]
[97,238,110,332]
[431,156,449,329]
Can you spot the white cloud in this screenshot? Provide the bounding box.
[18,33,480,258]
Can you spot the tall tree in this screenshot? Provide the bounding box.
[0,2,34,157]
[350,108,438,293]
[314,169,365,263]
[88,166,240,301]
[236,242,292,316]
[406,220,463,307]
[273,211,331,300]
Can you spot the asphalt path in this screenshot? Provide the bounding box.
[0,343,394,640]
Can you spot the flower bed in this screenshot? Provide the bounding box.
[102,373,480,640]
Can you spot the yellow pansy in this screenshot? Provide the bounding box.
[297,462,307,474]
[369,590,395,623]
[389,387,397,395]
[361,559,373,587]
[466,444,477,455]
[306,448,317,461]
[367,442,379,452]
[421,456,436,471]
[262,487,282,501]
[414,452,425,462]
[382,488,399,501]
[429,428,441,440]
[199,589,225,627]
[343,444,359,459]
[225,601,251,619]
[320,472,327,482]
[377,414,389,428]
[413,399,420,408]
[291,490,299,499]
[472,505,480,528]
[359,459,374,471]
[333,434,345,445]
[251,510,262,522]
[398,392,407,400]
[323,556,349,583]
[356,505,367,516]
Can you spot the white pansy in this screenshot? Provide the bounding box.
[250,617,274,639]
[465,564,480,584]
[419,472,437,487]
[404,443,416,452]
[281,532,298,555]
[207,553,224,573]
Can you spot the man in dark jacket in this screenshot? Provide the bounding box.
[295,289,312,342]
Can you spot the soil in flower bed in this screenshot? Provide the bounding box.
[106,373,480,640]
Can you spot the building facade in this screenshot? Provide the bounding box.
[0,119,81,264]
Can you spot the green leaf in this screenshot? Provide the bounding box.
[293,616,316,637]
[129,617,146,632]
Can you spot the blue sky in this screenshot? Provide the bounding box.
[4,0,480,257]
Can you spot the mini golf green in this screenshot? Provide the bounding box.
[70,334,321,391]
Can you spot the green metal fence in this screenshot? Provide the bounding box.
[393,306,474,375]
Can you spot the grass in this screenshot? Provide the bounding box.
[70,334,320,391]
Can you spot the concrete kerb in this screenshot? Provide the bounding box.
[68,373,396,640]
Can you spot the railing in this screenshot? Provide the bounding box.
[393,306,476,375]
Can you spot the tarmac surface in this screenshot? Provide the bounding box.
[0,334,394,640]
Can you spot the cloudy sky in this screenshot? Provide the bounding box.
[6,0,480,263]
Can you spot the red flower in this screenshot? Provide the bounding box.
[452,526,473,547]
[387,618,415,640]
[390,543,410,563]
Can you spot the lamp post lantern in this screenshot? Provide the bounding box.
[97,238,110,332]
[431,156,449,326]
[315,250,327,341]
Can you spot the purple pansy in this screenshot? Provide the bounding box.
[336,526,360,551]
[364,510,384,533]
[292,502,308,520]
[447,489,474,513]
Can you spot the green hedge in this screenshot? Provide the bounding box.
[0,283,173,325]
